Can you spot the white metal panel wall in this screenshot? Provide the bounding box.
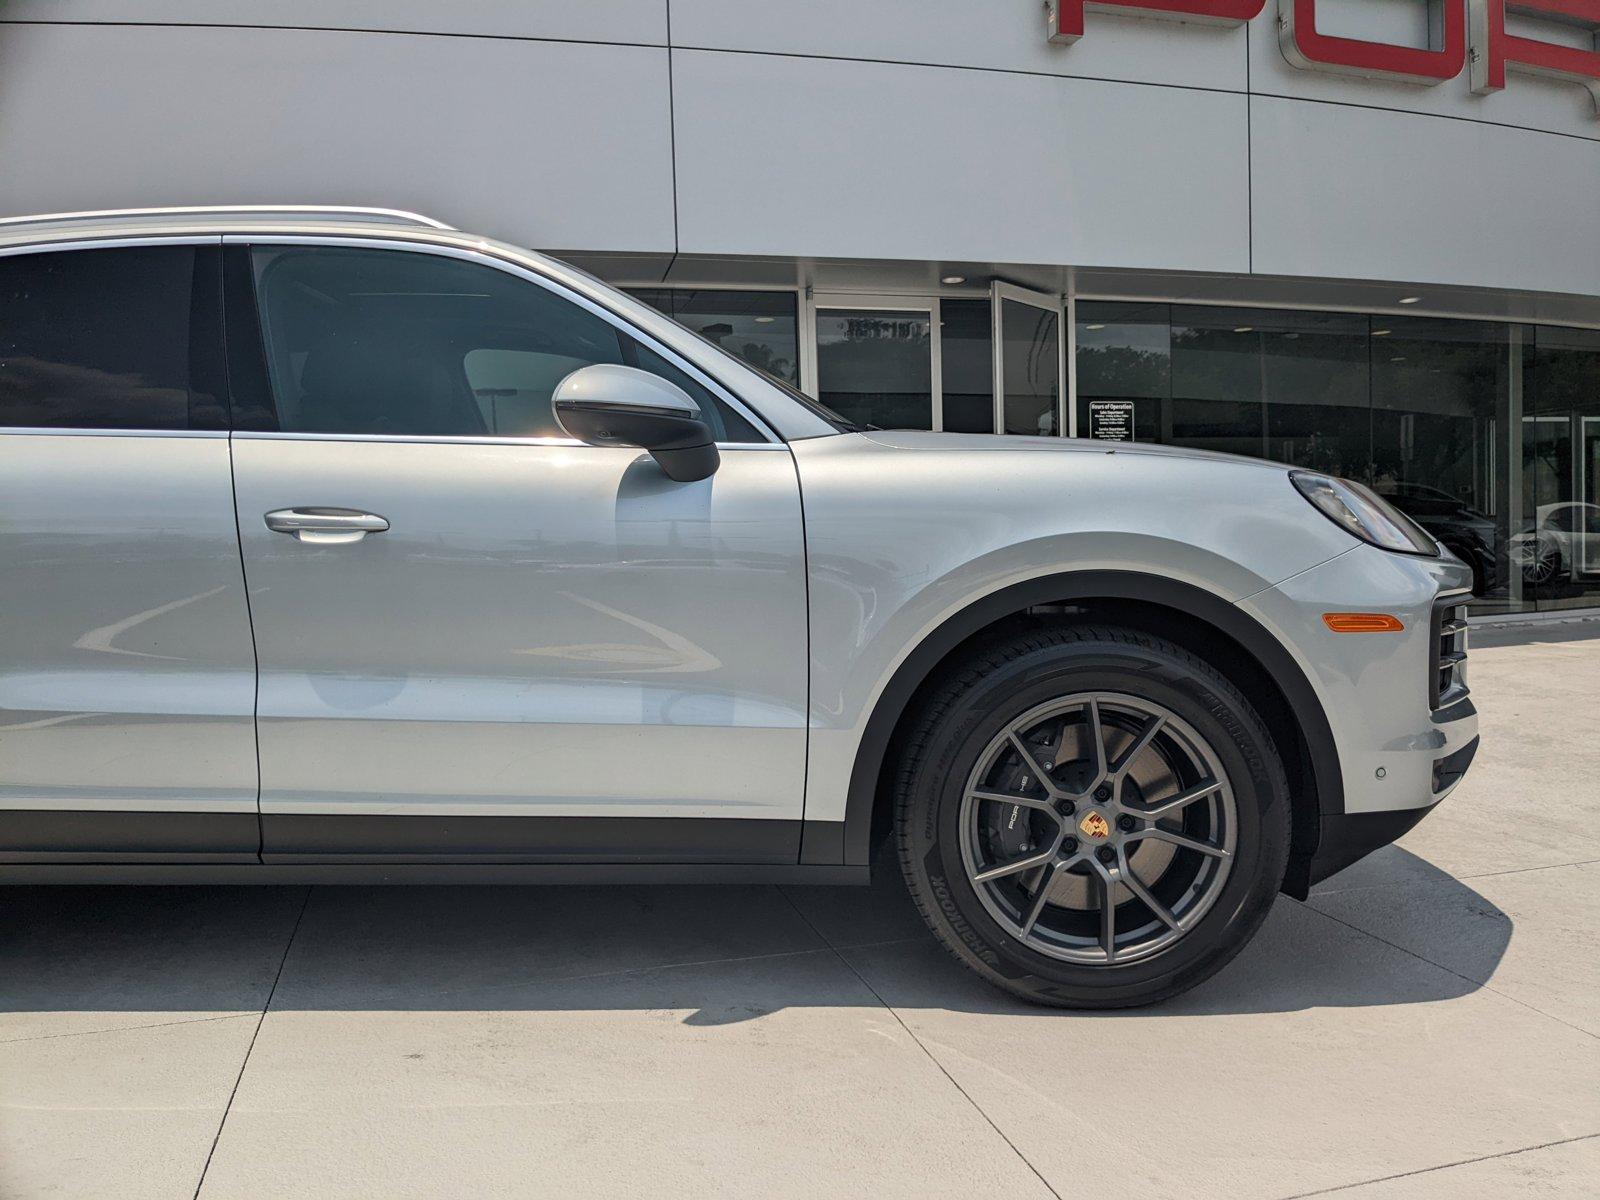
[671,0,1248,93]
[0,23,677,253]
[671,49,1252,271]
[0,2,1596,300]
[0,1,668,44]
[1250,96,1600,295]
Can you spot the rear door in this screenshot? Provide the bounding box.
[224,240,809,863]
[0,240,260,861]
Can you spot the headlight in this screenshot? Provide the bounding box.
[1290,472,1440,556]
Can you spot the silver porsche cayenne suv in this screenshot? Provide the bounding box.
[0,207,1479,1007]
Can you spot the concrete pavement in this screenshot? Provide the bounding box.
[3,630,1598,1199]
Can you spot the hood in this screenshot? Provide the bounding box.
[857,429,1290,473]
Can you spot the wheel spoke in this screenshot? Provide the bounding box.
[1018,862,1062,936]
[1134,778,1222,819]
[1084,700,1108,786]
[1134,827,1231,859]
[973,843,1060,885]
[1118,854,1181,931]
[1005,731,1063,798]
[1097,870,1117,963]
[1111,713,1165,778]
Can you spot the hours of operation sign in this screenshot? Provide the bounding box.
[1088,399,1135,442]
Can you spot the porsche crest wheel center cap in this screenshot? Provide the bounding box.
[1078,810,1112,842]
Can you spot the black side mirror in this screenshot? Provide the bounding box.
[553,364,720,483]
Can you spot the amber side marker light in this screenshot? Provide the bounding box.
[1323,613,1405,634]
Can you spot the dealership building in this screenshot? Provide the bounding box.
[2,0,1598,614]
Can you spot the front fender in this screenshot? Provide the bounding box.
[788,435,1353,864]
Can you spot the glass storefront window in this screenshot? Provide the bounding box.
[1076,301,1524,613]
[1519,326,1600,611]
[1075,302,1168,444]
[1172,307,1371,473]
[1371,319,1511,605]
[627,289,800,387]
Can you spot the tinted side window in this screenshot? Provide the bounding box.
[0,245,224,430]
[250,247,761,442]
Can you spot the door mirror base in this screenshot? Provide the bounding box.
[650,441,721,484]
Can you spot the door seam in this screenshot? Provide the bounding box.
[218,239,266,861]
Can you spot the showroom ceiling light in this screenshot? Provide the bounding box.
[1233,326,1254,333]
[754,316,775,324]
[941,275,966,285]
[1373,328,1392,336]
[1085,323,1106,330]
[1398,296,1422,305]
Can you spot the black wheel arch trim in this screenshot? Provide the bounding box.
[835,570,1345,889]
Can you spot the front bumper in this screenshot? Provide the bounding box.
[1239,544,1481,889]
[1305,735,1478,887]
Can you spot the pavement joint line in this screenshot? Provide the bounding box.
[1311,855,1600,897]
[1296,901,1600,1043]
[0,1012,255,1046]
[776,887,1064,1200]
[1274,1130,1600,1199]
[192,884,313,1200]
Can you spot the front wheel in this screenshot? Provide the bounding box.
[894,624,1290,1008]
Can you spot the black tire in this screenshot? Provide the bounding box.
[894,623,1291,1009]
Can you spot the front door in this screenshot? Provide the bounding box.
[224,242,809,863]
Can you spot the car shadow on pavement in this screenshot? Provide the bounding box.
[0,848,1510,1026]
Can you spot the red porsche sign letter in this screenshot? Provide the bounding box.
[1279,0,1468,84]
[1047,0,1265,44]
[1469,0,1600,112]
[1045,0,1600,118]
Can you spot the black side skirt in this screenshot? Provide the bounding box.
[0,811,859,883]
[260,814,800,864]
[0,811,259,864]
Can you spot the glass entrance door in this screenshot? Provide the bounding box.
[812,298,938,431]
[992,283,1065,437]
[805,288,1066,435]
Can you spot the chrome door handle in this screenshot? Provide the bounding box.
[264,507,390,545]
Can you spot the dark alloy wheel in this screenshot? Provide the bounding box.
[895,624,1291,1008]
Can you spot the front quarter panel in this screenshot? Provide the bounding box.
[793,434,1356,829]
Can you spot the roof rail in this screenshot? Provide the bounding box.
[0,205,456,230]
